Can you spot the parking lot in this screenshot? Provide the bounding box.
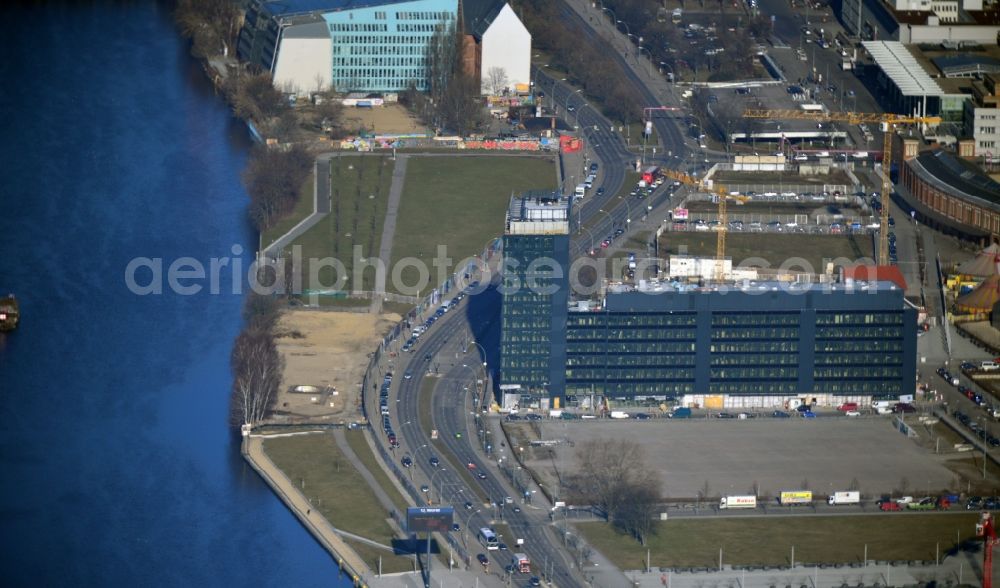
[519,418,955,500]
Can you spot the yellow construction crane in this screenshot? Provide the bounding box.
[664,169,735,281]
[742,109,942,265]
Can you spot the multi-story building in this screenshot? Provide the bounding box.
[842,0,999,42]
[497,196,918,410]
[964,73,1000,157]
[563,281,917,409]
[498,192,571,406]
[237,0,530,95]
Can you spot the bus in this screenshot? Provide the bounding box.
[478,527,499,550]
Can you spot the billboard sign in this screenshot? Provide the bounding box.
[673,208,689,220]
[407,506,454,534]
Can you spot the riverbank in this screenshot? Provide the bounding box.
[242,433,374,587]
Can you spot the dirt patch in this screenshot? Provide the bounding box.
[341,104,428,135]
[271,309,400,424]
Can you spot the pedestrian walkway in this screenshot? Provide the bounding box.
[262,154,333,259]
[371,154,408,313]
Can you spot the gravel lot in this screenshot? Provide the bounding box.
[519,417,957,500]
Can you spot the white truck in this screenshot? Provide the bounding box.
[512,553,531,574]
[872,400,897,415]
[610,411,630,419]
[827,491,860,505]
[719,495,757,509]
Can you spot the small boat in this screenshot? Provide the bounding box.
[0,294,19,331]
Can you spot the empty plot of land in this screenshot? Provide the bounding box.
[658,232,872,273]
[523,419,955,499]
[273,309,399,423]
[340,104,428,135]
[390,155,556,296]
[685,201,860,217]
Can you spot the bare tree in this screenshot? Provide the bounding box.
[174,0,240,59]
[230,293,284,428]
[568,439,661,529]
[242,145,313,232]
[485,66,509,95]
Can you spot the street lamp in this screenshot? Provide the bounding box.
[637,45,654,77]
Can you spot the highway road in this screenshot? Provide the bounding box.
[383,284,586,587]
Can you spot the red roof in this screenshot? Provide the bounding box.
[843,265,907,291]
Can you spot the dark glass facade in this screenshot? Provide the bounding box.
[499,233,569,401]
[562,286,916,402]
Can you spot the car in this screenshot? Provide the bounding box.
[421,485,430,493]
[401,456,413,468]
[424,353,432,362]
[512,507,521,513]
[802,410,817,419]
[771,410,791,418]
[596,187,605,196]
[430,456,440,467]
[529,577,541,586]
[452,523,461,532]
[601,239,611,248]
[498,542,509,550]
[796,404,812,412]
[590,162,599,172]
[464,501,474,510]
[716,412,735,419]
[880,500,902,511]
[505,496,514,504]
[505,564,516,574]
[614,228,625,237]
[895,496,914,505]
[404,371,413,379]
[478,472,488,479]
[477,553,490,566]
[467,462,477,470]
[634,413,651,420]
[967,497,984,510]
[845,410,861,417]
[566,105,575,112]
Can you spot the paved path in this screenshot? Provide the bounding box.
[243,434,373,585]
[262,154,333,259]
[371,155,409,314]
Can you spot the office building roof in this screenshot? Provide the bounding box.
[505,192,570,235]
[260,0,408,18]
[864,41,945,96]
[932,54,1000,77]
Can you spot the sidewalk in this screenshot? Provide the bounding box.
[371,154,408,313]
[262,153,333,259]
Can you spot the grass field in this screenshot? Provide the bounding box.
[262,433,414,573]
[343,429,410,514]
[261,172,315,250]
[658,232,872,273]
[390,155,556,296]
[576,514,981,570]
[290,154,394,297]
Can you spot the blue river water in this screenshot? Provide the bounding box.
[0,4,349,586]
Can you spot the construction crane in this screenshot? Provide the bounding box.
[742,109,942,265]
[977,512,998,588]
[663,169,735,281]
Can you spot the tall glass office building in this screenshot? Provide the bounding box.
[499,193,570,405]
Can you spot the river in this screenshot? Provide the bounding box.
[0,4,349,586]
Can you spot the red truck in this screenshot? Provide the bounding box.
[879,500,902,511]
[837,402,859,412]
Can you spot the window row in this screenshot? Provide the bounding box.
[709,382,798,394]
[567,330,696,342]
[814,381,903,393]
[566,355,695,368]
[396,11,452,20]
[815,326,902,338]
[334,57,426,67]
[335,67,427,80]
[815,367,902,378]
[330,23,388,32]
[712,312,799,326]
[814,354,902,365]
[712,328,800,339]
[710,354,799,366]
[711,368,799,379]
[712,342,800,353]
[568,342,697,354]
[566,369,696,380]
[815,312,903,325]
[333,35,432,48]
[816,340,902,352]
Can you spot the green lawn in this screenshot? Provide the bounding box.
[261,172,315,250]
[262,433,414,573]
[658,232,872,274]
[576,514,981,569]
[343,429,410,514]
[290,154,394,297]
[390,155,556,296]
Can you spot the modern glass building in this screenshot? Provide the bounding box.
[498,204,917,407]
[562,283,916,406]
[239,0,459,93]
[498,192,570,405]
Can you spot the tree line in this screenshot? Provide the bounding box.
[513,0,642,124]
[230,292,283,428]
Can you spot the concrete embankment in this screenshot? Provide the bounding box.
[242,434,373,587]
